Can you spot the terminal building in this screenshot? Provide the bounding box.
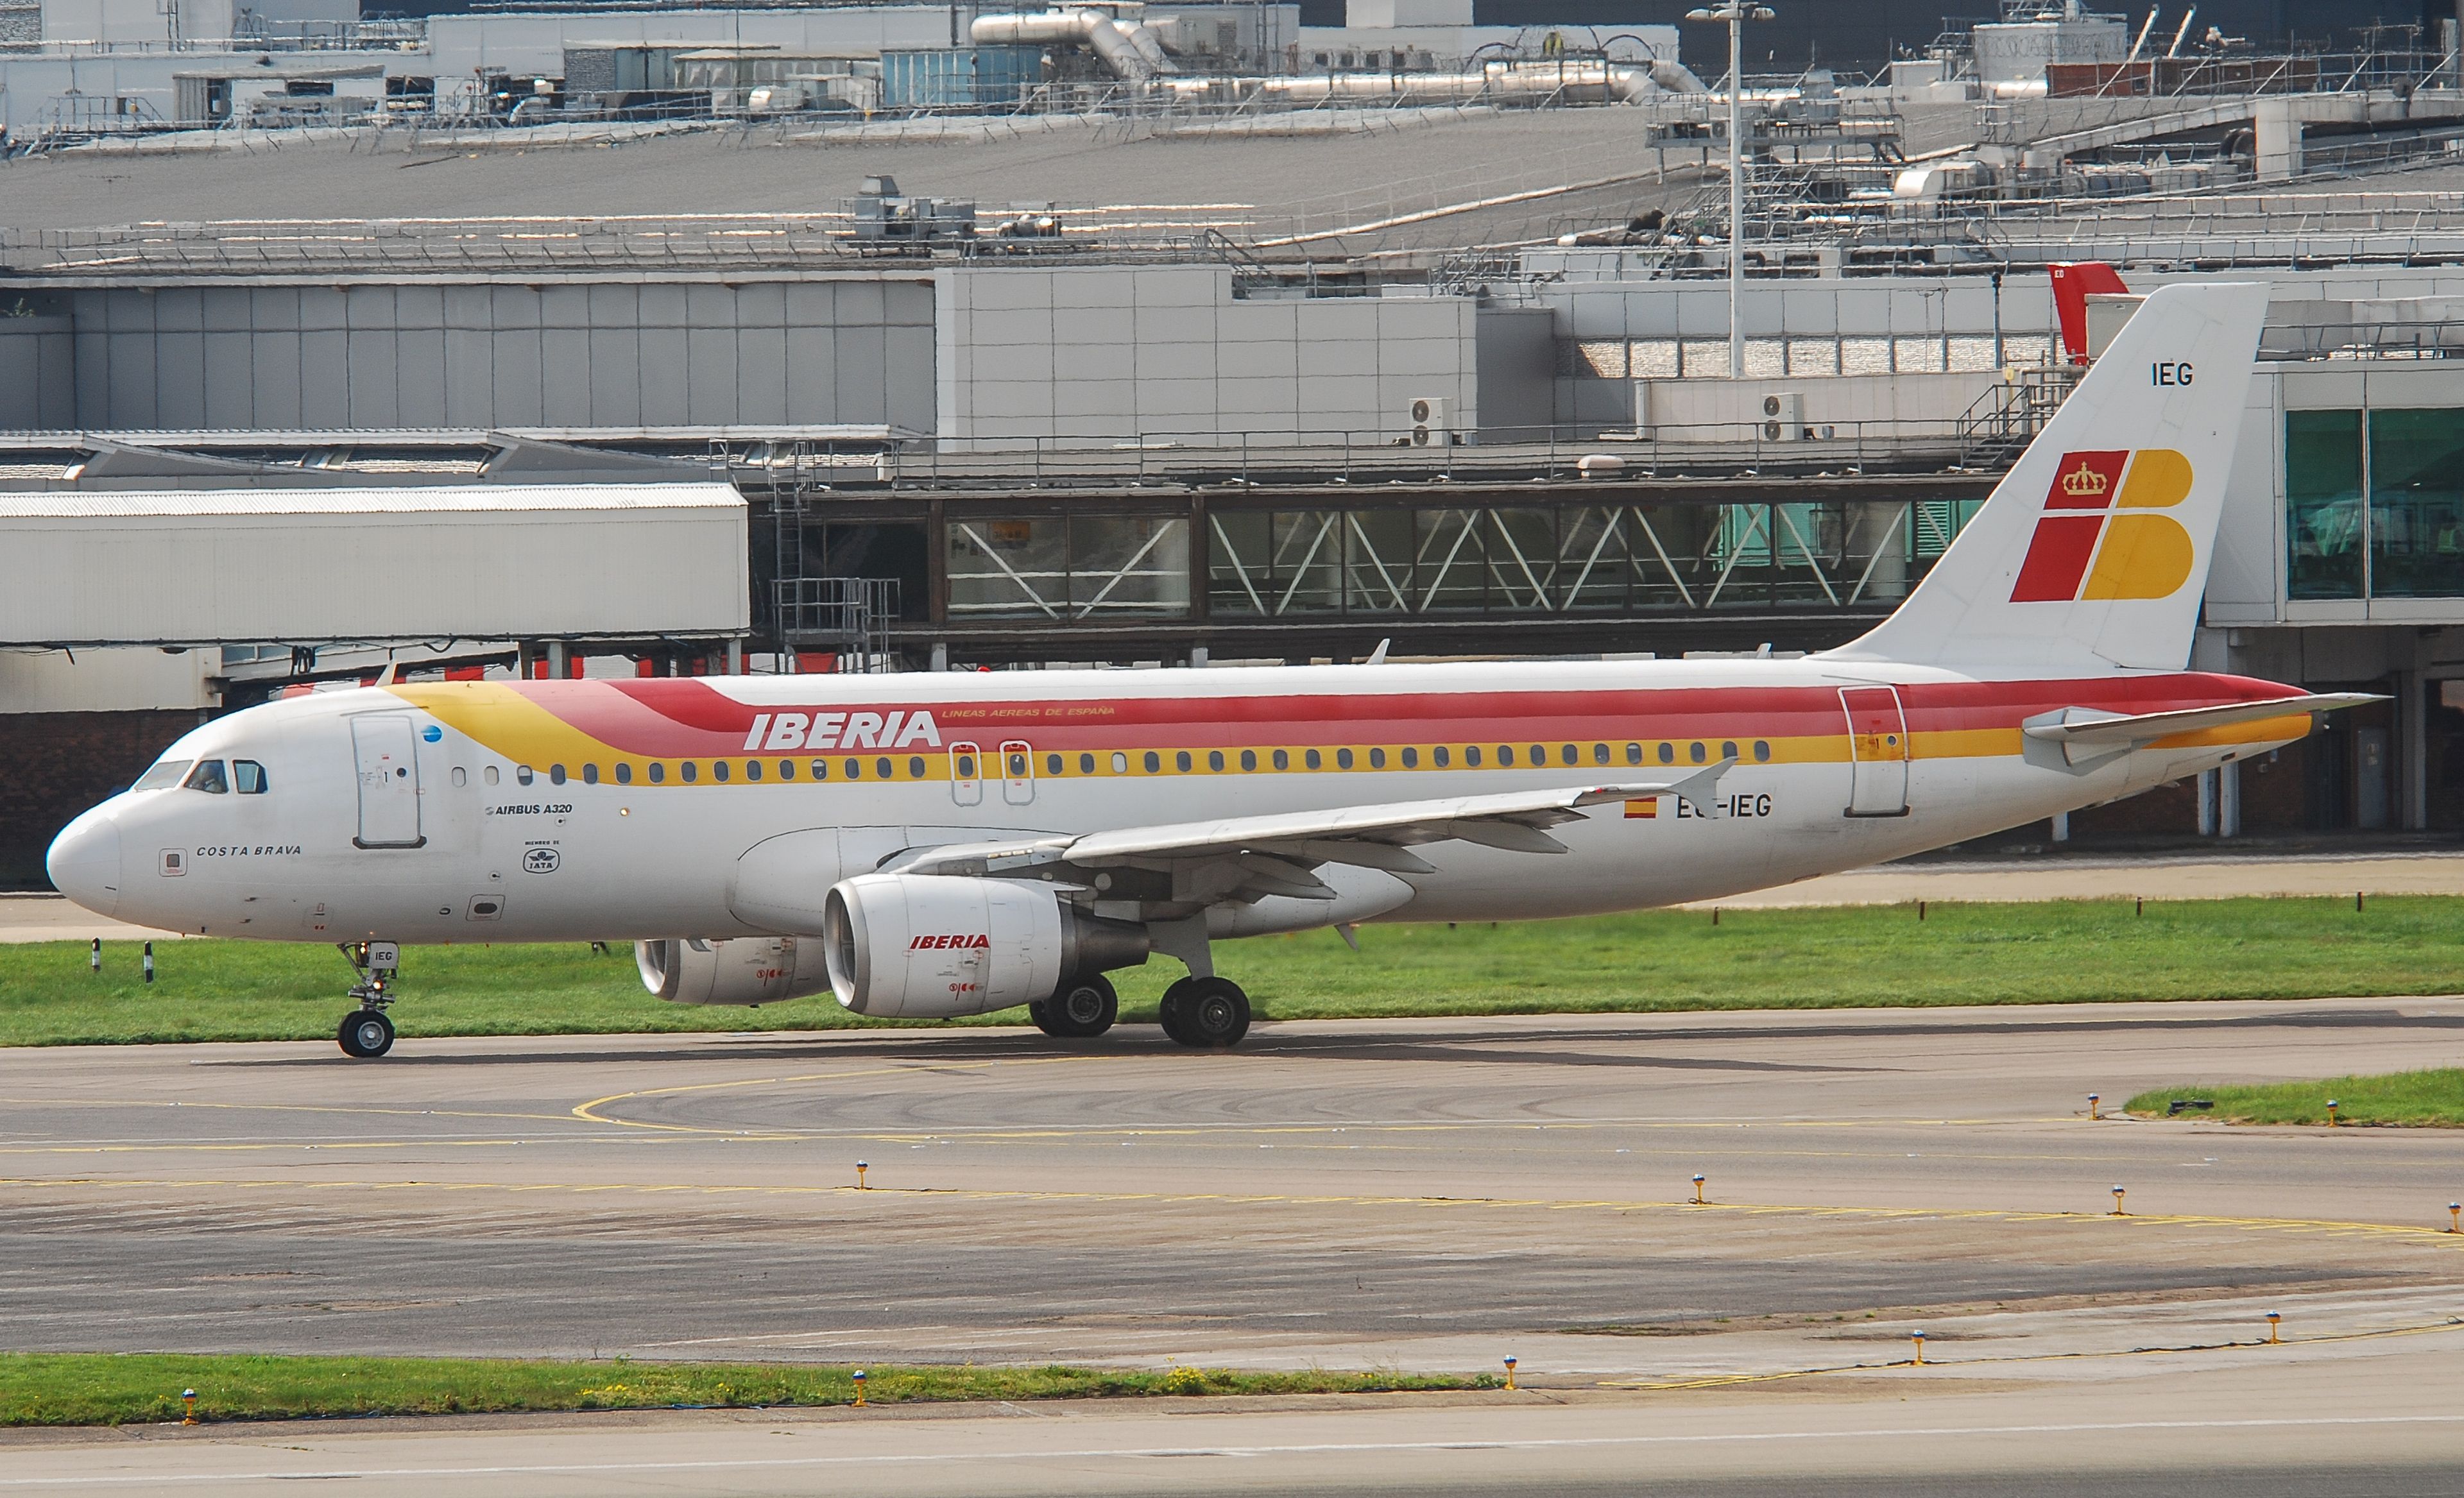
[4,0,2463,879]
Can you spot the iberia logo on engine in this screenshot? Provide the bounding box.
[911,934,991,951]
[2010,448,2195,602]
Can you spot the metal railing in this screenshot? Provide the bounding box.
[862,413,2046,494]
[773,576,901,670]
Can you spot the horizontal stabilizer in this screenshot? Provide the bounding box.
[2022,694,2380,748]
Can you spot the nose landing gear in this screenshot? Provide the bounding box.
[336,941,400,1059]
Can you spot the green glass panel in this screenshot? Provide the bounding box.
[2285,409,2363,600]
[2369,409,2464,599]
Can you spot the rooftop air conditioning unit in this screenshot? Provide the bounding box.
[1761,391,1805,441]
[1407,396,1453,447]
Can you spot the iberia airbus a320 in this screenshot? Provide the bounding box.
[46,283,2368,1057]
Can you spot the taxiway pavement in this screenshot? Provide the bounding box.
[4,1001,2463,1494]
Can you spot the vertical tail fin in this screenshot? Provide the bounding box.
[1825,281,2270,677]
[2048,261,2130,365]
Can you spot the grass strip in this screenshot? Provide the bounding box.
[0,1352,1493,1428]
[6,895,2463,1048]
[2126,1069,2464,1127]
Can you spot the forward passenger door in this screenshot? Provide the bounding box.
[350,715,425,848]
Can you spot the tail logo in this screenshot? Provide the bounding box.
[2010,448,2195,603]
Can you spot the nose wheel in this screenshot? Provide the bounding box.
[338,1009,395,1059]
[335,940,401,1059]
[1158,976,1250,1048]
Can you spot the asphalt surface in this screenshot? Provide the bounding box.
[5,1000,2464,1494]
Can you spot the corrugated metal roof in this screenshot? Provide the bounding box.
[0,482,744,521]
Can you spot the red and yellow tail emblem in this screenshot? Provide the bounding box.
[2010,448,2194,603]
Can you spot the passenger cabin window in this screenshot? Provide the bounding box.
[132,759,193,792]
[183,760,230,794]
[232,760,270,794]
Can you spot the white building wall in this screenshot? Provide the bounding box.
[0,646,216,713]
[936,265,1478,448]
[424,6,963,80]
[40,0,234,45]
[0,485,748,646]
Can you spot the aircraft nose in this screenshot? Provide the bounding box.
[46,810,123,918]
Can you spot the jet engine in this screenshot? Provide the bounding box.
[823,872,1148,1019]
[635,935,831,1006]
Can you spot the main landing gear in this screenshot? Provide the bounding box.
[336,941,399,1059]
[1031,974,1119,1039]
[1158,975,1250,1049]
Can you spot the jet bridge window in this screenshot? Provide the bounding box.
[133,759,193,792]
[232,760,270,794]
[183,760,230,794]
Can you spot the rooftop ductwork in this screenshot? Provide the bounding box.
[967,10,1702,95]
[969,8,1177,80]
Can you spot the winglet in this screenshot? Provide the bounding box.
[1570,756,1738,817]
[1666,754,1738,817]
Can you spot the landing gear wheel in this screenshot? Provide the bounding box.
[1158,976,1249,1049]
[1042,975,1118,1039]
[338,1009,395,1059]
[1027,999,1064,1037]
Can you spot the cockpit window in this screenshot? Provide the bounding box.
[131,759,193,792]
[182,760,230,794]
[233,760,270,795]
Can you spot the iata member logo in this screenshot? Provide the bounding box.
[2010,448,2195,602]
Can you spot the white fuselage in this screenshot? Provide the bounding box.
[50,657,2306,946]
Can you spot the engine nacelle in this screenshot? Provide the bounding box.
[823,873,1148,1019]
[636,936,831,1006]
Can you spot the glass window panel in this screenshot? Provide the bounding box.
[1743,338,1787,378]
[2368,409,2464,599]
[1630,340,1681,379]
[1840,337,1892,375]
[2003,334,2051,367]
[1265,511,1344,615]
[1576,341,1630,378]
[1413,509,1486,612]
[1626,502,1714,611]
[1207,509,1271,617]
[2286,409,2364,600]
[1892,336,1946,373]
[1069,515,1189,618]
[947,517,1068,618]
[1485,509,1559,611]
[1946,336,1999,373]
[1679,339,1726,377]
[1344,509,1416,613]
[1845,502,1914,603]
[1559,506,1632,611]
[1784,338,1838,377]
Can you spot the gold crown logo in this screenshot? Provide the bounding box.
[2060,462,2110,498]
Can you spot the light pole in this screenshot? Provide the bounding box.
[1686,3,1774,378]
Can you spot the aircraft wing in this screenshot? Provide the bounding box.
[2022,693,2379,749]
[891,757,1736,887]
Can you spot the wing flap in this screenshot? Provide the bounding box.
[895,757,1738,878]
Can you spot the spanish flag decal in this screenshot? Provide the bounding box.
[1625,797,1660,819]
